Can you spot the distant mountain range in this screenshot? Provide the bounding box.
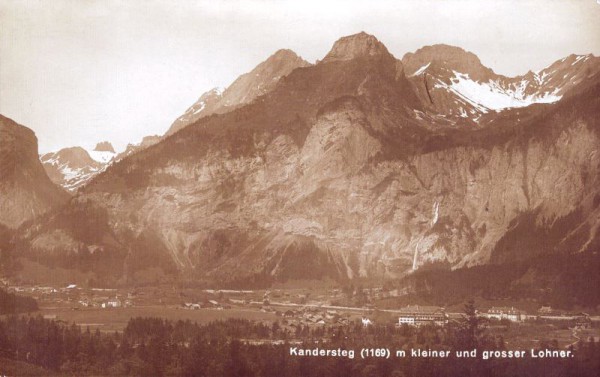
[46,38,599,195]
[40,136,161,192]
[40,143,116,192]
[2,32,599,293]
[38,49,310,192]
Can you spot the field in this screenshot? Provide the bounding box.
[39,305,278,332]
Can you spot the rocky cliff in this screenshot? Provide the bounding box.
[0,115,69,228]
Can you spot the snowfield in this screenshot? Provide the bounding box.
[435,71,562,112]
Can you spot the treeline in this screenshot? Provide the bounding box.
[0,288,38,315]
[406,250,600,310]
[1,308,599,376]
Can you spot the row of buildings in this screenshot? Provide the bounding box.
[484,306,525,322]
[395,305,593,328]
[395,306,526,328]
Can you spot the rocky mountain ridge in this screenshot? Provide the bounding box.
[403,44,600,126]
[166,49,311,136]
[38,49,310,193]
[15,32,600,289]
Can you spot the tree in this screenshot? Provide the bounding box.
[271,321,280,338]
[226,339,252,377]
[497,335,506,350]
[453,299,488,350]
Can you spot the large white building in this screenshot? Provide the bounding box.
[397,305,447,327]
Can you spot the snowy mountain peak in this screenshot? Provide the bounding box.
[89,141,117,164]
[40,144,118,192]
[40,147,104,192]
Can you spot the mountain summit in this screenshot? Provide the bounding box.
[166,48,310,136]
[402,44,494,82]
[93,141,115,153]
[41,141,117,192]
[322,32,392,63]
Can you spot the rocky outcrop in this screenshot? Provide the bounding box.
[93,141,115,153]
[0,115,69,228]
[322,32,393,63]
[115,135,160,161]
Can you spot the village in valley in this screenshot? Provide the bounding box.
[2,277,598,349]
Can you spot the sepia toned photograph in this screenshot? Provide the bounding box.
[1,0,599,375]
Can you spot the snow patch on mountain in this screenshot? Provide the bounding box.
[572,55,588,65]
[192,103,206,115]
[412,63,431,76]
[435,71,562,112]
[534,71,549,85]
[88,150,116,164]
[40,145,118,192]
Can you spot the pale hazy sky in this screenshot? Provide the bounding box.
[1,0,599,153]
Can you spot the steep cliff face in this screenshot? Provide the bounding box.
[0,115,69,228]
[18,33,600,287]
